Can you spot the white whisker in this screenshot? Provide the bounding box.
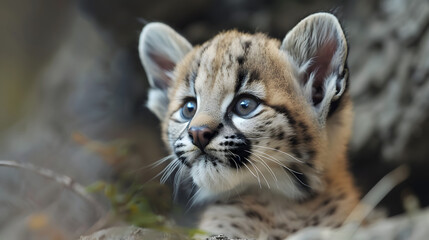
[240,157,259,182]
[252,149,289,169]
[253,145,304,163]
[227,150,241,174]
[253,151,308,187]
[244,157,262,188]
[160,160,180,183]
[246,150,278,184]
[246,136,271,140]
[129,154,175,174]
[148,154,175,168]
[187,188,203,210]
[147,158,178,182]
[251,149,306,187]
[245,157,270,189]
[253,149,304,176]
[173,163,186,199]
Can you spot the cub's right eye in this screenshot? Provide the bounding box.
[181,100,197,120]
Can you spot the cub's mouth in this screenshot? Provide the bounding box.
[171,131,254,195]
[174,132,252,170]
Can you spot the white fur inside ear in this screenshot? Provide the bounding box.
[146,88,169,120]
[317,74,344,125]
[281,13,347,67]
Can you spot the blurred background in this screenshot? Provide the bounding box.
[0,0,428,239]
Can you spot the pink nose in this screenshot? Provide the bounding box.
[188,126,214,150]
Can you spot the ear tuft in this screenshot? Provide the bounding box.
[139,22,192,119]
[281,13,349,124]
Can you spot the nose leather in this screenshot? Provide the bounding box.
[188,126,214,151]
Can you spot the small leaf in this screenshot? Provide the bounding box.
[85,181,106,193]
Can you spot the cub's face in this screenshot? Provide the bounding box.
[139,13,351,201]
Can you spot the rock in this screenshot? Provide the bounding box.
[79,226,187,240]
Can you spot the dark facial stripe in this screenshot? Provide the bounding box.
[186,71,197,88]
[235,41,252,93]
[188,45,209,88]
[222,116,251,169]
[292,149,303,159]
[234,68,247,93]
[298,122,313,143]
[178,156,191,168]
[233,40,253,93]
[246,69,261,84]
[175,149,192,168]
[270,105,300,154]
[227,134,251,169]
[269,104,318,163]
[245,210,266,222]
[243,40,252,54]
[270,105,297,127]
[237,55,245,65]
[288,135,299,146]
[237,40,252,66]
[199,43,209,57]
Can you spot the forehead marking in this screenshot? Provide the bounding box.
[246,69,261,85]
[190,44,209,87]
[191,34,264,120]
[235,69,249,93]
[234,39,253,93]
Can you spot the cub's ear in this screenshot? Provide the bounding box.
[139,22,192,120]
[281,13,349,125]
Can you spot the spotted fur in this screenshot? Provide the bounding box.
[139,13,359,239]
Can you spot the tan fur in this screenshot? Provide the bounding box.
[139,13,359,239]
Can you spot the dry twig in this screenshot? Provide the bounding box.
[0,160,106,217]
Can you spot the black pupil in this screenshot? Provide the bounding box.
[186,102,195,113]
[240,99,250,109]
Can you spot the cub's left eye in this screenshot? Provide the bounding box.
[234,96,259,117]
[181,100,197,120]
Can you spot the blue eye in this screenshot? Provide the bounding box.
[181,100,197,120]
[234,96,259,117]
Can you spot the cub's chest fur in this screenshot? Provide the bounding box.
[200,174,358,239]
[139,12,359,239]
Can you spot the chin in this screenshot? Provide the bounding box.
[189,160,251,202]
